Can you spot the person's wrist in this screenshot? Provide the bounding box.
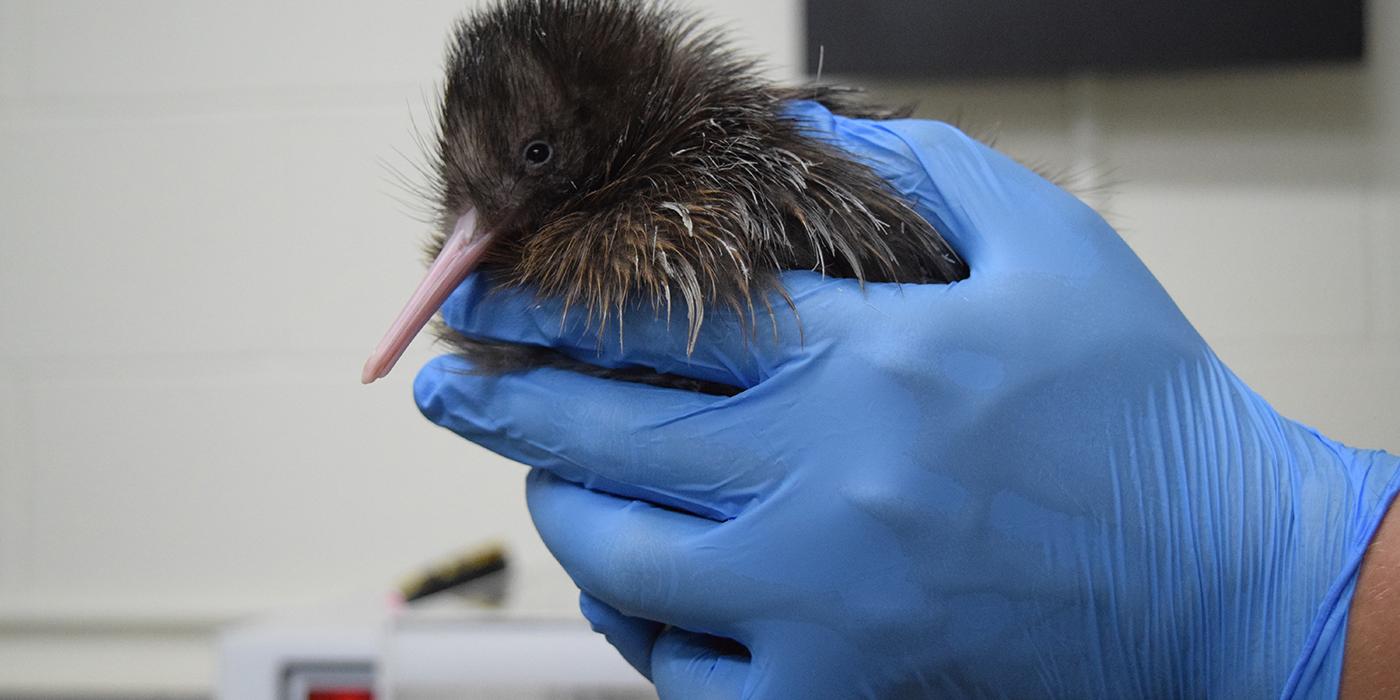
[1340,484,1400,699]
[1281,431,1400,698]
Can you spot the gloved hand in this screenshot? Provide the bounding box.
[413,100,1400,698]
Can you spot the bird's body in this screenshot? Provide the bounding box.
[363,0,967,392]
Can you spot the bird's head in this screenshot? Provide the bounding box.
[363,0,778,383]
[362,0,968,385]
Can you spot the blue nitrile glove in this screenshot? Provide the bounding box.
[413,100,1400,699]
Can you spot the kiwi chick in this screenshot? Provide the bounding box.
[362,0,967,394]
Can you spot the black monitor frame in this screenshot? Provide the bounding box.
[805,0,1366,78]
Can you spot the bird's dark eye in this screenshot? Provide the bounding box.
[523,141,553,166]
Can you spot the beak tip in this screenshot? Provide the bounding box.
[362,209,490,389]
[361,358,383,385]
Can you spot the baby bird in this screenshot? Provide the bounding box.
[363,0,967,393]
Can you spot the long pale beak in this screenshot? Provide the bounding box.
[362,208,496,384]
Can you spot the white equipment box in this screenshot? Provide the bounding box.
[217,601,653,700]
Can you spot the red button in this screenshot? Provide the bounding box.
[308,690,372,700]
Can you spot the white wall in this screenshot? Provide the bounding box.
[0,0,1395,694]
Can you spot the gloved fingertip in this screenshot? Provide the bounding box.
[652,628,751,698]
[412,353,475,423]
[578,589,613,632]
[578,589,599,619]
[524,465,561,494]
[578,589,663,682]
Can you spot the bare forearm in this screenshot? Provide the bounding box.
[1340,495,1400,699]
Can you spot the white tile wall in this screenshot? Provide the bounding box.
[1114,181,1370,341]
[0,631,213,695]
[23,2,468,98]
[0,2,19,110]
[23,355,488,598]
[1371,0,1400,345]
[0,362,23,595]
[867,78,1082,164]
[1373,192,1400,340]
[0,110,431,357]
[0,0,1396,693]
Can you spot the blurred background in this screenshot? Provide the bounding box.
[0,0,1396,696]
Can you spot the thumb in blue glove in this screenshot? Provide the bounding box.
[414,101,1400,698]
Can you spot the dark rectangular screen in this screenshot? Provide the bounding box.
[805,0,1366,78]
